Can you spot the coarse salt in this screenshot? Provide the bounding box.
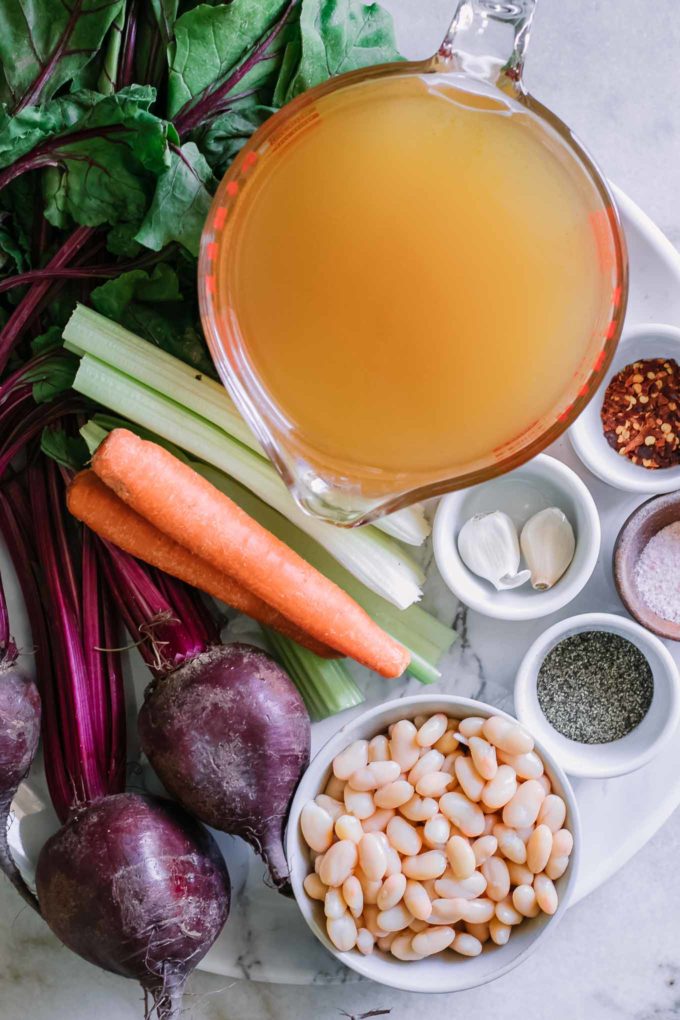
[634,522,680,623]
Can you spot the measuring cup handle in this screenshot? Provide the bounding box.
[435,0,536,92]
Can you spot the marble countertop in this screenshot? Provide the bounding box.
[3,1,680,1017]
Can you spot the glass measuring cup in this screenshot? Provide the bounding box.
[198,0,627,526]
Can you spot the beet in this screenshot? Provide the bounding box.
[138,643,311,891]
[36,793,230,1019]
[0,657,41,911]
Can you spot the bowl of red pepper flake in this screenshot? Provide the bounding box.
[570,323,680,493]
[601,357,680,468]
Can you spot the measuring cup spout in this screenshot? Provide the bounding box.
[435,0,536,92]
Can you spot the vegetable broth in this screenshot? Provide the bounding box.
[218,74,616,478]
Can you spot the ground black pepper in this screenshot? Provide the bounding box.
[536,631,653,744]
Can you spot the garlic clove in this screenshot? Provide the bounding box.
[520,507,576,591]
[457,511,529,591]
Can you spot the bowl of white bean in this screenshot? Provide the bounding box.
[285,695,580,993]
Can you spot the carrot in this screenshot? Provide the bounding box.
[67,470,338,660]
[92,430,411,679]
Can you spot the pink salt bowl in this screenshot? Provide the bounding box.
[614,491,680,641]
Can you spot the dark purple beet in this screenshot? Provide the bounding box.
[36,793,230,1019]
[0,655,41,911]
[138,643,311,892]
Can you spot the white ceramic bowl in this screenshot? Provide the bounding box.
[286,694,581,993]
[514,613,680,779]
[432,455,601,621]
[569,322,680,493]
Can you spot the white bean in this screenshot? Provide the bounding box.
[303,873,326,901]
[384,846,402,877]
[498,749,544,780]
[408,749,445,786]
[301,801,334,853]
[374,780,414,810]
[409,917,430,933]
[515,824,534,844]
[362,807,395,832]
[502,780,546,828]
[545,855,570,881]
[481,856,510,902]
[534,873,558,915]
[454,755,485,802]
[489,917,511,945]
[429,898,466,924]
[459,897,495,924]
[402,851,447,881]
[335,814,364,843]
[344,786,375,820]
[435,871,487,900]
[451,932,482,957]
[377,902,413,932]
[483,716,534,755]
[319,840,358,887]
[434,730,460,755]
[472,835,498,867]
[355,870,382,906]
[439,791,485,837]
[358,833,387,882]
[446,835,476,879]
[325,887,347,919]
[416,713,448,747]
[363,904,388,937]
[495,896,523,925]
[386,815,422,856]
[413,714,428,729]
[342,875,364,918]
[423,813,452,849]
[356,927,375,955]
[551,828,574,858]
[403,879,433,920]
[482,811,499,835]
[527,824,553,874]
[377,932,397,952]
[482,765,518,810]
[458,716,486,738]
[377,873,407,911]
[390,932,423,960]
[416,771,453,798]
[507,861,534,886]
[466,921,491,944]
[412,925,455,957]
[493,823,528,864]
[333,739,369,780]
[368,735,390,762]
[327,912,357,951]
[441,751,462,776]
[389,720,420,771]
[348,760,401,791]
[469,736,498,780]
[400,794,438,822]
[537,794,567,834]
[536,773,552,796]
[512,884,540,918]
[315,794,344,822]
[324,775,346,801]
[314,853,324,875]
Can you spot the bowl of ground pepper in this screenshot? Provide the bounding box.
[514,613,680,778]
[570,323,680,493]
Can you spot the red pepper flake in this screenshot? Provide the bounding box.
[601,358,680,468]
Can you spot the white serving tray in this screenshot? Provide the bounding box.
[4,187,680,986]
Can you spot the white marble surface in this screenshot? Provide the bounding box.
[3,0,680,1017]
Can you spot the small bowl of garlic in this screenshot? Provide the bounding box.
[433,455,601,621]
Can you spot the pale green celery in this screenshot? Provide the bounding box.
[80,416,455,684]
[73,356,424,609]
[263,629,364,720]
[63,304,430,547]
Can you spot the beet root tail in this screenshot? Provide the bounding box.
[260,822,292,897]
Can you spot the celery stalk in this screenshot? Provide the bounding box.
[63,304,430,546]
[263,629,365,720]
[73,356,425,609]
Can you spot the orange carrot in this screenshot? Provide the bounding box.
[92,430,410,678]
[67,470,339,659]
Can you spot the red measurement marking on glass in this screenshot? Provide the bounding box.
[613,285,622,307]
[589,209,616,272]
[214,207,227,229]
[226,181,239,197]
[205,275,216,295]
[606,320,617,340]
[593,349,607,372]
[206,241,218,261]
[558,403,574,423]
[243,151,259,169]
